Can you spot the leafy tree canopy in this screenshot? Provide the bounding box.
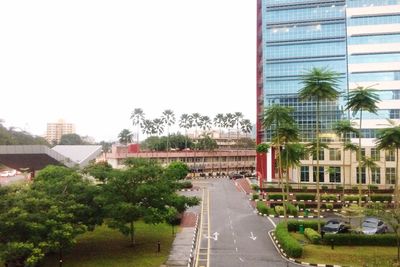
[59,133,85,145]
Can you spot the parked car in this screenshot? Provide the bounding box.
[229,173,243,180]
[362,217,388,235]
[322,219,350,234]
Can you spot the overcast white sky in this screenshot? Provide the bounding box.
[0,0,256,142]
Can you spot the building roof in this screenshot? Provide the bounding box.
[53,145,102,167]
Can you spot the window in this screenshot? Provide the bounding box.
[313,149,325,161]
[356,148,366,161]
[385,150,395,161]
[356,167,366,184]
[329,149,341,161]
[371,167,381,184]
[313,166,324,183]
[300,166,309,182]
[386,167,396,184]
[371,148,380,161]
[329,167,341,183]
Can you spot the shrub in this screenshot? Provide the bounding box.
[275,205,285,215]
[370,194,392,202]
[368,184,379,190]
[268,194,284,200]
[336,185,343,190]
[251,184,260,191]
[304,228,321,244]
[252,193,259,200]
[295,194,315,201]
[287,220,324,232]
[321,194,337,201]
[352,186,358,190]
[287,203,298,216]
[325,203,333,210]
[321,185,328,190]
[301,186,307,191]
[178,181,193,189]
[344,195,366,202]
[275,223,303,258]
[256,201,268,215]
[285,185,293,190]
[324,233,397,246]
[297,203,305,210]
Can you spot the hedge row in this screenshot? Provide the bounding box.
[275,223,303,258]
[344,195,367,202]
[252,193,259,200]
[287,220,323,232]
[268,194,284,200]
[177,181,193,189]
[320,194,337,201]
[304,228,321,244]
[295,194,315,201]
[324,233,398,246]
[256,201,276,215]
[370,195,392,202]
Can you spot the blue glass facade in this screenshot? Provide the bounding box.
[262,0,347,141]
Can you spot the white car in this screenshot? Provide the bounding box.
[0,171,9,177]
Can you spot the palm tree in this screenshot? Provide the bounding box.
[333,120,359,196]
[225,113,235,150]
[240,119,252,138]
[161,110,175,150]
[344,142,359,188]
[346,86,380,205]
[232,112,244,172]
[191,113,201,139]
[179,114,192,149]
[130,108,145,145]
[214,113,225,137]
[153,118,164,151]
[376,121,400,208]
[362,157,378,197]
[118,129,133,145]
[263,104,295,225]
[199,116,212,133]
[299,67,341,232]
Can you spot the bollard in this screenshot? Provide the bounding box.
[330,239,334,250]
[157,241,161,253]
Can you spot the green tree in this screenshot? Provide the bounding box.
[102,159,198,246]
[83,161,113,184]
[161,109,176,154]
[362,156,378,197]
[376,121,400,208]
[118,129,133,145]
[164,161,190,180]
[346,86,380,205]
[213,113,225,137]
[299,67,341,232]
[191,113,201,139]
[196,134,218,151]
[333,120,359,196]
[344,142,359,188]
[59,133,85,145]
[240,119,252,138]
[130,108,145,145]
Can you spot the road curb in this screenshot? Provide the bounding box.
[257,212,324,219]
[180,188,200,192]
[268,230,349,267]
[187,213,200,267]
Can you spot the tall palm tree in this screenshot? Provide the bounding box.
[142,119,155,136]
[153,118,164,151]
[346,86,380,205]
[214,113,225,137]
[179,114,192,149]
[199,116,212,133]
[191,113,201,139]
[161,110,176,151]
[263,104,295,225]
[333,120,359,196]
[344,142,359,188]
[118,129,133,145]
[299,67,341,232]
[376,121,400,208]
[130,108,145,145]
[225,113,235,150]
[362,156,378,197]
[240,119,252,138]
[233,112,244,172]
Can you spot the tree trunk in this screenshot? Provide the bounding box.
[396,148,399,209]
[130,221,135,246]
[358,112,363,206]
[342,146,346,199]
[316,101,321,233]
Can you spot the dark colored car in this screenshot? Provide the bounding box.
[322,219,350,234]
[362,217,388,235]
[229,173,243,180]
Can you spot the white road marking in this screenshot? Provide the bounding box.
[235,247,238,252]
[249,232,257,241]
[239,257,244,262]
[267,216,276,228]
[233,239,236,244]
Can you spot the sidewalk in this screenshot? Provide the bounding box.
[164,212,199,267]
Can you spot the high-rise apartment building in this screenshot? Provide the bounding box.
[257,0,400,184]
[45,119,75,144]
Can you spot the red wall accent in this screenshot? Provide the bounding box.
[128,144,140,153]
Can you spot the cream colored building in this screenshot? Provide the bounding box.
[45,119,75,144]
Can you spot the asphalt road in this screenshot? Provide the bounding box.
[192,178,300,267]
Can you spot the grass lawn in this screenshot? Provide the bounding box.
[42,221,176,267]
[290,232,398,267]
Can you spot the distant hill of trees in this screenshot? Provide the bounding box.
[0,123,49,146]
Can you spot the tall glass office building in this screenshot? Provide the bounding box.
[256,0,400,181]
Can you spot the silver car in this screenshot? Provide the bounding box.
[362,217,388,235]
